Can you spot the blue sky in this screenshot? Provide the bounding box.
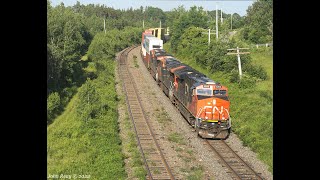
[49,0,255,16]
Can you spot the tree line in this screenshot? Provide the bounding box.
[47,0,161,123]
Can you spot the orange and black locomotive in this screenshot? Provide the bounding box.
[141,29,231,139]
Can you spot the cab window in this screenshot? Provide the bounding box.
[196,89,212,96]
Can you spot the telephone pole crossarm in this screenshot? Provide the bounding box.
[227,48,249,50]
[226,47,250,79]
[227,52,250,55]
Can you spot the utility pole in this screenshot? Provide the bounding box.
[216,4,219,40]
[143,9,145,29]
[231,14,233,30]
[102,13,108,34]
[227,47,250,79]
[104,14,106,34]
[202,28,215,45]
[208,29,210,45]
[221,7,223,23]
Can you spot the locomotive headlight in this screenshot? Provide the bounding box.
[213,99,216,105]
[205,116,208,119]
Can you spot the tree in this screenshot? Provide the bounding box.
[170,6,208,52]
[241,0,273,43]
[47,4,90,92]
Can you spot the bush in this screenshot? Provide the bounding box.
[239,74,257,89]
[76,79,98,122]
[244,64,268,80]
[60,86,78,106]
[259,90,273,102]
[47,92,61,123]
[229,71,240,83]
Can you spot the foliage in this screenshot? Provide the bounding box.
[47,70,126,179]
[47,1,91,106]
[241,0,273,43]
[169,6,208,52]
[87,28,142,63]
[173,26,266,83]
[230,13,245,29]
[144,6,166,25]
[47,92,61,123]
[48,21,131,177]
[47,0,144,124]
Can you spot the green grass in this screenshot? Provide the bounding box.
[168,132,186,145]
[81,54,88,61]
[187,166,204,180]
[251,48,273,93]
[164,43,273,173]
[133,55,139,68]
[155,107,170,125]
[47,61,127,179]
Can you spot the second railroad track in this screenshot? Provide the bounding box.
[118,46,175,180]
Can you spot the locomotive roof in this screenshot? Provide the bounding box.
[154,49,166,52]
[164,57,182,66]
[157,54,218,88]
[169,63,216,88]
[155,51,169,57]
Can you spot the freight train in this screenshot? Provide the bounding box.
[140,29,231,139]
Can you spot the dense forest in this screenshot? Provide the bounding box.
[47,0,273,177]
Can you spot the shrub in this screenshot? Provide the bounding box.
[244,64,268,80]
[238,74,257,89]
[47,92,61,123]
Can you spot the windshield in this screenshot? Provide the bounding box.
[213,90,227,95]
[197,89,213,96]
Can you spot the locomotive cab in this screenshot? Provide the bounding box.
[193,82,231,139]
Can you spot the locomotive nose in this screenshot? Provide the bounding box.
[207,98,229,121]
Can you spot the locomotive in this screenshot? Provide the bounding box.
[140,29,231,139]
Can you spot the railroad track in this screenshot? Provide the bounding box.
[118,46,175,180]
[205,140,263,180]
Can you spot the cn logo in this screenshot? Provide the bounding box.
[173,82,177,87]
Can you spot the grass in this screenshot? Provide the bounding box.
[47,88,126,179]
[155,107,170,125]
[187,166,204,180]
[251,48,273,93]
[164,43,273,173]
[48,60,128,179]
[133,55,139,68]
[168,132,186,145]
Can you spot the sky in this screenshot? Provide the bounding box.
[50,0,255,16]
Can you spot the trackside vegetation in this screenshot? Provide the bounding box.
[47,61,126,179]
[47,0,164,124]
[47,28,142,178]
